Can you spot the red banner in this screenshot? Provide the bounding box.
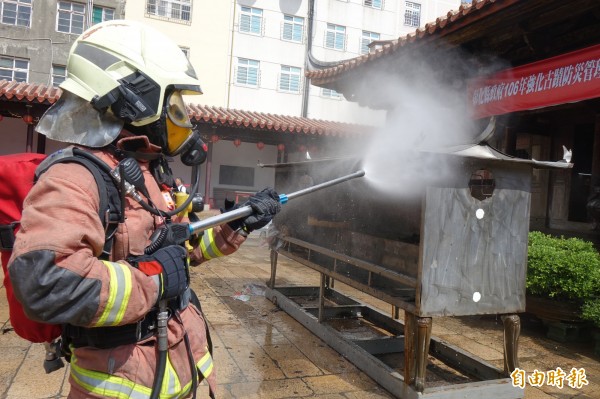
[468,44,600,119]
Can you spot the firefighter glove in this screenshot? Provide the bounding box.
[228,188,281,233]
[129,245,189,302]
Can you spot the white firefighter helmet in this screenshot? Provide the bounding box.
[37,20,202,155]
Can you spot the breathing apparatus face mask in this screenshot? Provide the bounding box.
[128,90,207,166]
[164,91,194,155]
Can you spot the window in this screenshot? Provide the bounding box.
[180,46,190,59]
[361,31,380,54]
[325,24,346,50]
[219,165,255,187]
[279,65,301,93]
[239,6,263,35]
[282,15,303,43]
[92,5,114,24]
[404,1,421,27]
[146,0,192,22]
[52,65,66,86]
[364,0,383,10]
[0,56,28,82]
[236,58,260,87]
[1,0,32,27]
[57,1,85,34]
[322,88,341,99]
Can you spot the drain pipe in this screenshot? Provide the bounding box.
[226,0,238,108]
[302,0,364,117]
[301,0,315,117]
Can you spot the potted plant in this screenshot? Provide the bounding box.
[526,231,600,342]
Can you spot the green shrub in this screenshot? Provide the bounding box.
[527,231,600,300]
[527,231,600,326]
[582,299,600,327]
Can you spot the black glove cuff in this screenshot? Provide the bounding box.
[154,245,188,301]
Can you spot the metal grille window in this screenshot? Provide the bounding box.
[361,31,380,54]
[146,0,192,22]
[322,88,341,99]
[57,1,85,34]
[404,1,421,27]
[325,24,346,50]
[279,65,301,93]
[52,65,66,86]
[1,0,32,27]
[282,14,303,43]
[239,6,263,35]
[236,58,260,87]
[92,5,114,24]
[0,56,28,82]
[364,0,383,10]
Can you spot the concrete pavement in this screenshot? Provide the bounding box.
[1,234,599,398]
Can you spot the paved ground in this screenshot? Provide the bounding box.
[1,233,599,398]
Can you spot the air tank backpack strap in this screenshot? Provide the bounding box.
[35,147,125,366]
[35,148,123,259]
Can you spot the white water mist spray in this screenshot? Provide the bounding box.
[357,49,483,199]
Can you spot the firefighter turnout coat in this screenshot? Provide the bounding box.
[8,139,246,398]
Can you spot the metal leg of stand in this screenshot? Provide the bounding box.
[502,314,521,374]
[318,273,326,323]
[415,316,432,392]
[404,312,416,386]
[268,250,278,288]
[404,312,432,392]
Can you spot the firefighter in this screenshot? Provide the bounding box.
[8,20,280,398]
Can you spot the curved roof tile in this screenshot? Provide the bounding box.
[0,80,370,137]
[307,0,515,84]
[0,80,62,104]
[186,104,368,137]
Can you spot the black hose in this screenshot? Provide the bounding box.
[150,303,170,399]
[144,227,168,255]
[182,327,198,398]
[149,348,167,399]
[75,147,202,219]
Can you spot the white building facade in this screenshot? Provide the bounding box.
[226,0,462,125]
[122,0,462,125]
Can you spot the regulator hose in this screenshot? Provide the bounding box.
[150,302,169,399]
[149,349,167,399]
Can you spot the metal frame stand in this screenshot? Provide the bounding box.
[267,248,524,399]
